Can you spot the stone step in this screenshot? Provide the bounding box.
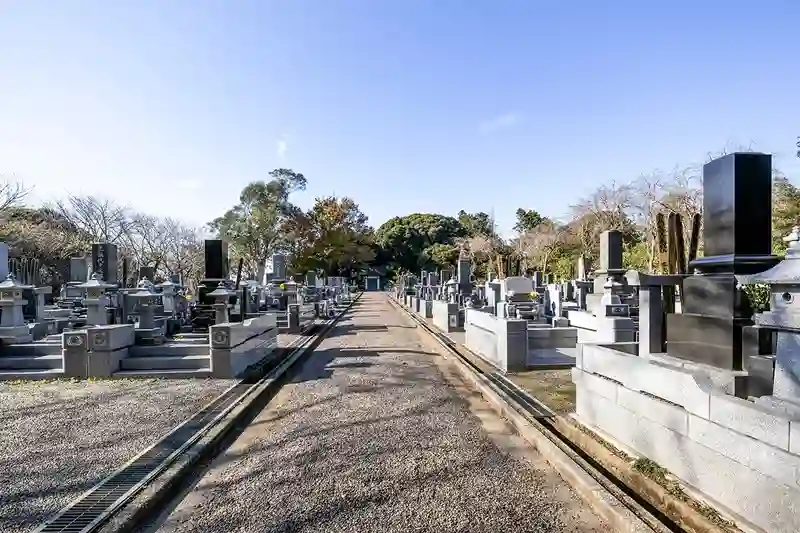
[0,343,63,356]
[0,368,64,381]
[167,337,208,344]
[128,343,210,357]
[120,355,210,371]
[0,354,63,370]
[113,368,213,379]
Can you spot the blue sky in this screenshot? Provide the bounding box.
[1,1,798,235]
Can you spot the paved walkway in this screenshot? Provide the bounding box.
[152,294,606,533]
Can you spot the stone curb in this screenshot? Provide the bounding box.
[387,294,657,533]
[96,294,362,533]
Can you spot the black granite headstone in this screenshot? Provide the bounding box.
[666,153,780,370]
[92,243,119,284]
[139,266,155,282]
[204,240,229,280]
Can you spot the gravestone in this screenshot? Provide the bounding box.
[92,243,118,284]
[576,255,587,281]
[272,253,286,280]
[204,240,229,279]
[139,266,155,282]
[592,230,624,293]
[0,242,8,279]
[667,153,780,370]
[69,257,90,283]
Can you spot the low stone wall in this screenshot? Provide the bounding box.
[527,326,577,350]
[62,324,137,378]
[210,314,279,378]
[574,344,800,533]
[432,300,461,333]
[463,309,527,372]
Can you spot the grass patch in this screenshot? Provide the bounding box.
[633,457,738,531]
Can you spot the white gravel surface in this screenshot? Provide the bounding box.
[154,294,607,533]
[0,377,238,533]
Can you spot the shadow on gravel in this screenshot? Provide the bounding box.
[329,323,416,337]
[290,347,442,384]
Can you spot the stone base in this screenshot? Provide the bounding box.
[666,313,746,370]
[0,325,33,344]
[135,327,165,345]
[527,326,577,350]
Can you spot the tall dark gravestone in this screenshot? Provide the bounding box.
[204,240,229,280]
[92,243,119,285]
[138,266,155,282]
[666,153,780,370]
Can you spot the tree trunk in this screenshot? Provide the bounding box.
[256,261,266,284]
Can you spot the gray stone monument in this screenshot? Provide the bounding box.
[92,243,119,285]
[0,242,8,279]
[272,253,287,280]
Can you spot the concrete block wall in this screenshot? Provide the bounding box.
[432,300,461,333]
[464,309,527,373]
[527,327,577,349]
[62,324,137,378]
[566,310,598,342]
[574,344,800,533]
[210,314,279,378]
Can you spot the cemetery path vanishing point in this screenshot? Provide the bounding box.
[148,293,608,533]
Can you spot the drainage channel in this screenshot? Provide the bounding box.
[33,297,360,533]
[392,298,681,533]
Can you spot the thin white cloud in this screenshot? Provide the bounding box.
[480,113,522,134]
[276,137,289,158]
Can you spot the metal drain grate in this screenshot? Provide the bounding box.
[35,382,252,533]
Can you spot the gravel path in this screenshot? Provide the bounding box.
[154,294,607,533]
[0,377,239,533]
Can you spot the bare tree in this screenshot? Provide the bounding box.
[0,178,29,214]
[517,220,566,273]
[51,195,134,244]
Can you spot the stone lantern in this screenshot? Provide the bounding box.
[0,273,34,343]
[207,282,235,324]
[77,273,115,326]
[744,226,800,415]
[128,288,159,331]
[445,277,458,303]
[157,279,178,315]
[283,278,299,305]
